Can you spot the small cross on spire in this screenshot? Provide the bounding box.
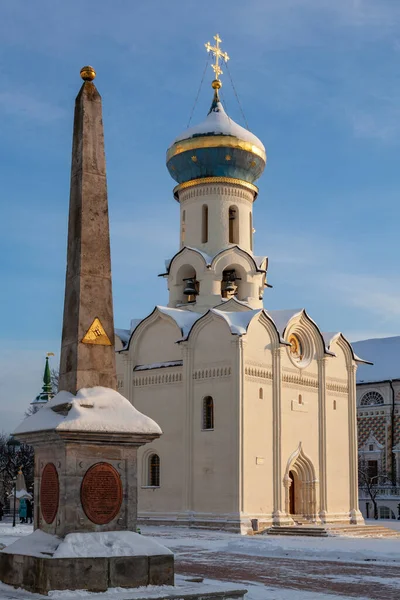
[205,34,229,87]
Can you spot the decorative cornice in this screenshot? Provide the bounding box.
[282,372,319,389]
[193,366,231,380]
[179,182,254,203]
[245,366,273,380]
[173,177,258,200]
[326,382,348,395]
[133,372,183,387]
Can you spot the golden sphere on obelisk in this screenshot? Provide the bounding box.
[80,65,96,81]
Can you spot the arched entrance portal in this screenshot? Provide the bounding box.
[284,443,318,521]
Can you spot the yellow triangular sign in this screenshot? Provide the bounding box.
[82,318,112,346]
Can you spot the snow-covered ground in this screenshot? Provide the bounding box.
[1,521,400,599]
[141,521,400,566]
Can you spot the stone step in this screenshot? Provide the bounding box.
[328,525,400,538]
[267,526,328,537]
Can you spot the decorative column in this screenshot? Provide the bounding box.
[121,353,132,401]
[317,357,328,522]
[347,363,364,524]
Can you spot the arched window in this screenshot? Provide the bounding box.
[148,454,160,487]
[360,391,384,406]
[202,396,214,430]
[259,388,263,399]
[202,205,208,243]
[249,212,253,251]
[229,205,239,244]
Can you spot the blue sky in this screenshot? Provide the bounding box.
[1,0,400,432]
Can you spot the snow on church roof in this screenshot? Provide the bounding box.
[266,309,303,336]
[212,308,261,336]
[351,336,400,384]
[156,306,202,337]
[14,387,162,436]
[118,306,366,363]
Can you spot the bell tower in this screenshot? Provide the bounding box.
[164,35,268,312]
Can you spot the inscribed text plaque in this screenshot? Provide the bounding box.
[81,462,122,525]
[40,463,59,524]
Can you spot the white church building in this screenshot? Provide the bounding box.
[115,38,365,532]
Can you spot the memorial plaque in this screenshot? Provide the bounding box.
[40,463,59,524]
[81,462,123,525]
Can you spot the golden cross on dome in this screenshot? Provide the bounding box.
[205,33,229,84]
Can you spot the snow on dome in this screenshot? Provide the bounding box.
[14,387,162,436]
[171,101,265,151]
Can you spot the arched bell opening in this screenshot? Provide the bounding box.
[221,264,246,301]
[177,264,199,305]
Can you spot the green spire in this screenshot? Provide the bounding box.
[31,355,55,408]
[42,356,52,396]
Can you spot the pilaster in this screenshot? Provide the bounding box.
[347,363,364,524]
[231,336,245,515]
[317,357,328,521]
[272,347,285,524]
[181,342,194,514]
[121,353,132,402]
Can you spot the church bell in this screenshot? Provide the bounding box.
[183,278,198,296]
[224,280,236,293]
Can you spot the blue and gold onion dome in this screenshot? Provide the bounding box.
[166,91,266,186]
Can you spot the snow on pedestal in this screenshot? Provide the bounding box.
[0,387,174,594]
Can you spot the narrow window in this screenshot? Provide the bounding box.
[202,205,208,243]
[333,400,337,410]
[149,454,160,487]
[202,396,214,430]
[181,210,186,246]
[259,388,263,399]
[249,212,253,251]
[369,444,374,451]
[298,394,302,405]
[229,206,239,244]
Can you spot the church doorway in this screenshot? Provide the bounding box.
[284,443,318,521]
[289,471,295,514]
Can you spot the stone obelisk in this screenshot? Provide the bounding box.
[59,65,116,394]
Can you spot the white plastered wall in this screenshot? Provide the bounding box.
[127,315,185,517]
[242,315,275,521]
[178,183,255,256]
[325,338,352,516]
[190,315,239,517]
